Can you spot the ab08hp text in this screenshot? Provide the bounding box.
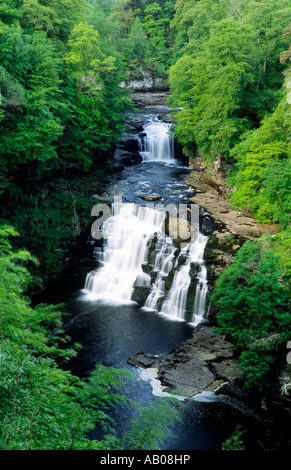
[143,455,191,465]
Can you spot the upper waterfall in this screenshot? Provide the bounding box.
[138,116,174,162]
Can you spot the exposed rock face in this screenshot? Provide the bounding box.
[185,157,281,242]
[137,193,163,202]
[185,171,280,241]
[113,132,142,168]
[128,324,245,399]
[131,92,171,109]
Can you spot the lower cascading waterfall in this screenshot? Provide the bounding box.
[84,201,209,325]
[144,237,177,311]
[85,202,164,303]
[158,233,208,324]
[192,264,208,326]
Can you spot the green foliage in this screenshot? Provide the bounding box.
[271,227,291,281]
[109,0,144,35]
[169,0,291,160]
[0,0,132,282]
[211,238,291,390]
[20,0,87,42]
[107,0,176,82]
[0,173,104,280]
[170,18,256,159]
[123,17,149,79]
[171,0,230,57]
[0,1,131,182]
[221,425,246,450]
[121,399,182,450]
[228,82,291,227]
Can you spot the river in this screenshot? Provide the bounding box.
[62,107,277,451]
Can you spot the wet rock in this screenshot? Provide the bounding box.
[114,149,142,166]
[131,285,152,306]
[211,360,243,382]
[131,92,171,108]
[117,137,140,153]
[158,356,215,396]
[122,153,143,166]
[128,324,244,398]
[137,193,163,202]
[128,352,160,369]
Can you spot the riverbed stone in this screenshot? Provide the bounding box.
[131,285,152,306]
[158,357,215,397]
[137,193,163,202]
[128,324,244,398]
[131,92,171,108]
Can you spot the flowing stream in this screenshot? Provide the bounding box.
[64,109,266,450]
[84,113,209,325]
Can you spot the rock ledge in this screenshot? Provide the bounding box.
[128,324,244,399]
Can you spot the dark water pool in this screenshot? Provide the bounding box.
[64,293,268,451]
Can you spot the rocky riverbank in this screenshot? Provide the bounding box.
[127,322,291,448]
[185,156,281,242]
[128,324,247,400]
[183,154,283,307]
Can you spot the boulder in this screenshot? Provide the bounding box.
[131,285,152,306]
[128,324,244,398]
[114,149,142,166]
[137,193,163,202]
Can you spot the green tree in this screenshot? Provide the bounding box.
[211,238,291,390]
[228,78,291,227]
[0,27,64,179]
[20,0,86,42]
[90,0,116,17]
[169,18,256,159]
[123,17,149,79]
[169,0,291,161]
[62,21,131,169]
[110,0,144,36]
[64,22,106,101]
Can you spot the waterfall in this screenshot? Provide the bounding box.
[84,110,210,325]
[192,265,208,326]
[159,233,208,324]
[84,199,209,324]
[139,116,174,162]
[84,201,165,304]
[144,237,177,311]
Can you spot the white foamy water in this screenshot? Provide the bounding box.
[84,202,165,304]
[85,200,209,325]
[139,117,174,162]
[159,233,208,323]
